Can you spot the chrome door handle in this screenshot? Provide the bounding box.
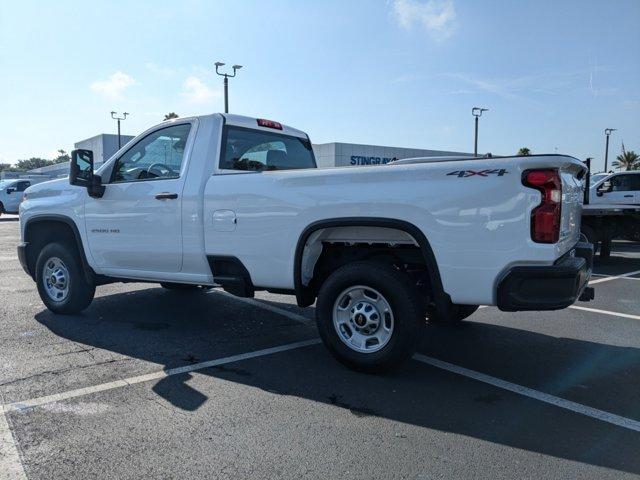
[155,192,178,200]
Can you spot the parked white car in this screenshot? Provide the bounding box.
[18,113,594,370]
[0,179,31,215]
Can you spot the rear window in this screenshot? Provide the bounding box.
[220,126,316,171]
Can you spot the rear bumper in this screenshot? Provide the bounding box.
[497,242,594,311]
[17,242,32,278]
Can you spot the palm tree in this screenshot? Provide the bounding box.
[612,143,639,171]
[517,147,531,156]
[164,112,179,121]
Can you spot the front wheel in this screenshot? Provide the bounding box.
[315,262,423,372]
[36,243,95,314]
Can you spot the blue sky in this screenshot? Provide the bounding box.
[1,0,638,171]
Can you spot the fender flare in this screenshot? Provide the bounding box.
[293,217,451,313]
[23,214,96,283]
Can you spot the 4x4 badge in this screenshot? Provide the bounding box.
[446,169,509,178]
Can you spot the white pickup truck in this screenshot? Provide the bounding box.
[581,170,640,258]
[18,113,594,371]
[0,179,33,215]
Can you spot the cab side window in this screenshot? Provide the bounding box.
[610,175,639,192]
[220,127,316,171]
[113,124,191,183]
[16,181,30,192]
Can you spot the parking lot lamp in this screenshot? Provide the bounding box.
[110,111,129,149]
[604,128,617,172]
[472,107,489,156]
[215,62,243,113]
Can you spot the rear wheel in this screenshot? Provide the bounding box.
[600,236,612,259]
[36,242,95,314]
[315,262,422,372]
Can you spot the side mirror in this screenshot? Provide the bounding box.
[6,187,15,194]
[70,149,104,198]
[596,180,612,197]
[70,149,94,184]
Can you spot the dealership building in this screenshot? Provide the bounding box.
[313,142,472,168]
[11,134,472,181]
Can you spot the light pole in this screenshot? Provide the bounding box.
[472,107,488,156]
[215,62,242,113]
[604,128,616,172]
[110,111,129,149]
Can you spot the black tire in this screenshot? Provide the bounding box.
[160,282,202,291]
[581,225,599,254]
[315,262,423,372]
[36,242,95,314]
[600,236,612,259]
[427,304,479,324]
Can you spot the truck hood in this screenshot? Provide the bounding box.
[24,177,72,198]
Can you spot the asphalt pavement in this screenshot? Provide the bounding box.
[1,214,639,479]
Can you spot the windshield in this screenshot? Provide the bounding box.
[220,126,316,171]
[0,180,15,190]
[589,173,609,186]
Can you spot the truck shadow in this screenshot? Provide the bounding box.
[34,287,640,474]
[594,241,640,275]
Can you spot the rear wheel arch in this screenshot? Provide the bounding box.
[23,215,94,283]
[293,217,450,313]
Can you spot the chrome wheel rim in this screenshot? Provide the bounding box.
[42,257,70,302]
[332,285,394,353]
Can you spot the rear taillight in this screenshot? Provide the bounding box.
[523,169,562,243]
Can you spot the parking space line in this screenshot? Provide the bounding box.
[414,354,640,433]
[589,269,640,285]
[569,305,640,321]
[212,290,313,325]
[0,406,28,480]
[2,339,321,414]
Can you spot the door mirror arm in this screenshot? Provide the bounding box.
[88,174,105,198]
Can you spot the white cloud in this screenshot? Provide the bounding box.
[392,0,457,41]
[90,71,136,99]
[180,76,219,104]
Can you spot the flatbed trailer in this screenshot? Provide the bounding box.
[581,204,640,258]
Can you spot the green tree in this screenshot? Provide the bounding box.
[15,157,53,170]
[517,147,531,156]
[164,112,179,120]
[612,143,639,171]
[0,163,23,173]
[53,149,70,164]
